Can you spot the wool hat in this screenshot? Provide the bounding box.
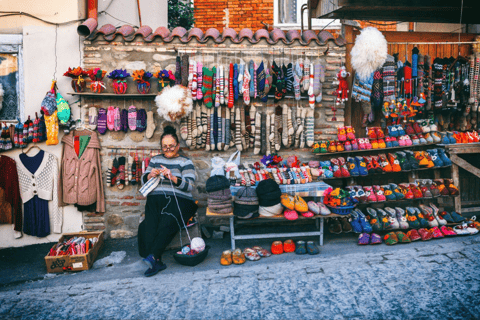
[259,203,284,217]
[256,179,281,207]
[207,188,232,201]
[234,186,259,219]
[206,175,230,193]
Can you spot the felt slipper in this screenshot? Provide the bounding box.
[430,227,444,239]
[395,231,412,243]
[283,239,296,253]
[88,107,98,130]
[120,109,128,132]
[106,106,115,131]
[136,108,147,132]
[243,248,261,261]
[220,250,232,266]
[301,211,314,218]
[358,233,370,245]
[281,194,295,210]
[306,241,320,255]
[232,248,246,264]
[370,233,382,245]
[252,246,271,257]
[271,241,284,254]
[406,229,422,241]
[295,241,307,254]
[440,226,456,237]
[418,228,433,240]
[128,105,137,131]
[383,232,398,245]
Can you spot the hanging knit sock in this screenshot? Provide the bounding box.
[117,156,126,190]
[45,111,59,145]
[249,60,255,98]
[293,63,301,100]
[196,104,202,136]
[107,106,115,131]
[224,66,229,103]
[106,158,113,186]
[129,160,136,186]
[313,63,322,97]
[201,105,208,135]
[302,58,310,92]
[128,105,137,131]
[205,108,211,151]
[192,108,198,146]
[221,106,226,150]
[269,113,276,153]
[175,56,182,85]
[282,104,289,146]
[257,62,266,102]
[264,62,272,99]
[228,63,234,108]
[212,66,216,105]
[181,54,189,87]
[215,67,220,107]
[253,62,258,98]
[225,108,230,151]
[136,108,147,132]
[254,111,261,155]
[216,106,222,150]
[191,60,197,101]
[417,53,424,94]
[145,110,156,139]
[238,63,244,93]
[126,156,133,186]
[305,108,314,147]
[230,107,235,148]
[264,112,270,155]
[243,66,251,105]
[235,106,243,151]
[299,107,307,148]
[111,157,119,187]
[136,160,141,184]
[249,105,256,148]
[120,109,128,132]
[286,63,294,92]
[275,106,282,151]
[196,128,202,149]
[196,62,203,101]
[188,59,194,92]
[425,55,432,110]
[287,105,294,146]
[202,67,214,108]
[186,114,192,146]
[240,105,247,150]
[234,63,239,101]
[308,64,315,108]
[219,65,225,105]
[210,108,216,150]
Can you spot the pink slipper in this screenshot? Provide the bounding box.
[107,106,115,131]
[128,105,137,131]
[301,211,314,218]
[284,209,298,221]
[114,107,121,131]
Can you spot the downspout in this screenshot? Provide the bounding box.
[77,0,98,37]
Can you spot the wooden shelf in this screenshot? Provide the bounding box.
[314,143,439,157]
[321,165,452,181]
[68,92,157,98]
[356,195,458,206]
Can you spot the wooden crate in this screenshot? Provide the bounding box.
[44,231,104,273]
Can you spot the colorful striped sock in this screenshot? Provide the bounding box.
[228,63,234,108]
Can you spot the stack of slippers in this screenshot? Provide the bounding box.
[220,249,245,266]
[243,246,271,261]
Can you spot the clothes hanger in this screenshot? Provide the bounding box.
[23,143,41,155]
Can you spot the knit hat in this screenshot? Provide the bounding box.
[207,188,232,201]
[256,179,281,207]
[41,91,56,116]
[259,203,284,217]
[56,92,70,125]
[136,108,147,132]
[234,186,259,219]
[97,108,107,134]
[206,175,230,193]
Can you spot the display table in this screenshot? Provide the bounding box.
[206,208,348,250]
[230,181,331,198]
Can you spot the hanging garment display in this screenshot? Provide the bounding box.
[0,155,22,235]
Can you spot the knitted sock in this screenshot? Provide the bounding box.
[293,63,301,100]
[229,107,235,148]
[181,54,189,87]
[188,59,194,92]
[175,56,182,85]
[269,113,276,153]
[221,106,226,150]
[228,63,234,108]
[282,104,288,146]
[146,111,156,139]
[286,63,294,92]
[210,108,216,150]
[249,105,256,148]
[22,121,28,146]
[196,128,202,149]
[254,111,261,155]
[234,63,239,101]
[426,55,432,110]
[120,109,128,132]
[264,112,270,155]
[417,53,424,94]
[201,105,208,135]
[215,67,220,107]
[287,105,294,146]
[88,107,98,130]
[129,160,136,186]
[136,108,147,132]
[313,63,322,96]
[275,106,282,151]
[212,66,216,105]
[107,106,115,131]
[191,60,197,101]
[191,114,197,150]
[224,66,229,103]
[117,156,126,190]
[193,104,200,136]
[255,112,270,154]
[264,63,272,98]
[253,62,258,98]
[128,105,137,131]
[97,108,107,135]
[243,66,251,105]
[372,70,383,110]
[196,62,203,101]
[205,108,211,151]
[235,106,243,151]
[225,108,230,151]
[45,111,59,145]
[202,67,214,108]
[106,158,113,186]
[219,65,225,105]
[216,106,223,150]
[238,63,244,93]
[186,113,192,146]
[299,107,307,148]
[302,58,310,92]
[306,108,314,147]
[308,64,315,108]
[257,62,266,102]
[111,157,119,187]
[240,105,247,150]
[249,60,255,98]
[126,156,132,186]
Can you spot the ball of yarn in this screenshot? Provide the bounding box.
[190,237,205,252]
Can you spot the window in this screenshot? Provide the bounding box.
[0,35,24,121]
[274,0,341,30]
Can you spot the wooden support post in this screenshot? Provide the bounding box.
[450,154,480,179]
[343,24,354,126]
[451,163,461,213]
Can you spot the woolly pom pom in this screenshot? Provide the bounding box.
[351,27,388,82]
[155,85,193,122]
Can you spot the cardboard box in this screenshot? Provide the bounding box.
[45,231,104,273]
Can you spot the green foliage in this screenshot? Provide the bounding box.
[168,0,195,30]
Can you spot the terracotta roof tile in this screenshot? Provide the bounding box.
[85,25,346,47]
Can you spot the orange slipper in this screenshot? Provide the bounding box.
[283,239,296,253]
[232,248,246,264]
[271,241,284,255]
[294,195,308,213]
[281,194,295,210]
[220,250,233,266]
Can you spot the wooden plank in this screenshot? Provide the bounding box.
[450,154,480,179]
[445,144,480,154]
[459,207,480,213]
[451,163,461,213]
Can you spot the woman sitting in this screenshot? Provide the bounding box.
[138,126,197,277]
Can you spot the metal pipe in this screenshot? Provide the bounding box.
[307,0,312,31]
[300,4,308,35]
[136,0,142,27]
[77,0,98,37]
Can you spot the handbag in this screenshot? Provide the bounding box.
[211,156,226,176]
[225,150,241,185]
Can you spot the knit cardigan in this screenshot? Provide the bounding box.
[16,151,62,233]
[0,155,22,231]
[58,129,105,213]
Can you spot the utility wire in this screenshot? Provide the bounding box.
[0,11,84,26]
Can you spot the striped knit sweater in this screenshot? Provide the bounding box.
[141,154,196,199]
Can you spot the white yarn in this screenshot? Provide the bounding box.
[155,85,193,122]
[0,83,4,111]
[351,27,388,82]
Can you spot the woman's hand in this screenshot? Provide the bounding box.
[148,169,161,180]
[160,166,177,184]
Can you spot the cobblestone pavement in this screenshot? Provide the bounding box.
[1,237,480,320]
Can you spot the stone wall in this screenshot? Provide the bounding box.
[82,36,346,238]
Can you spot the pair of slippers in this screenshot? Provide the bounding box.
[295,240,320,255]
[94,106,155,137]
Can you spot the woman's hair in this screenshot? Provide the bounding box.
[161,125,179,145]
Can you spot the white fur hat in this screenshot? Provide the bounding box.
[155,85,193,122]
[351,27,388,82]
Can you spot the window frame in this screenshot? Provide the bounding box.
[273,0,341,30]
[0,34,25,123]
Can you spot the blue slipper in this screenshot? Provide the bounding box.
[450,211,465,223]
[295,240,307,254]
[350,210,363,233]
[306,241,320,255]
[144,260,167,277]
